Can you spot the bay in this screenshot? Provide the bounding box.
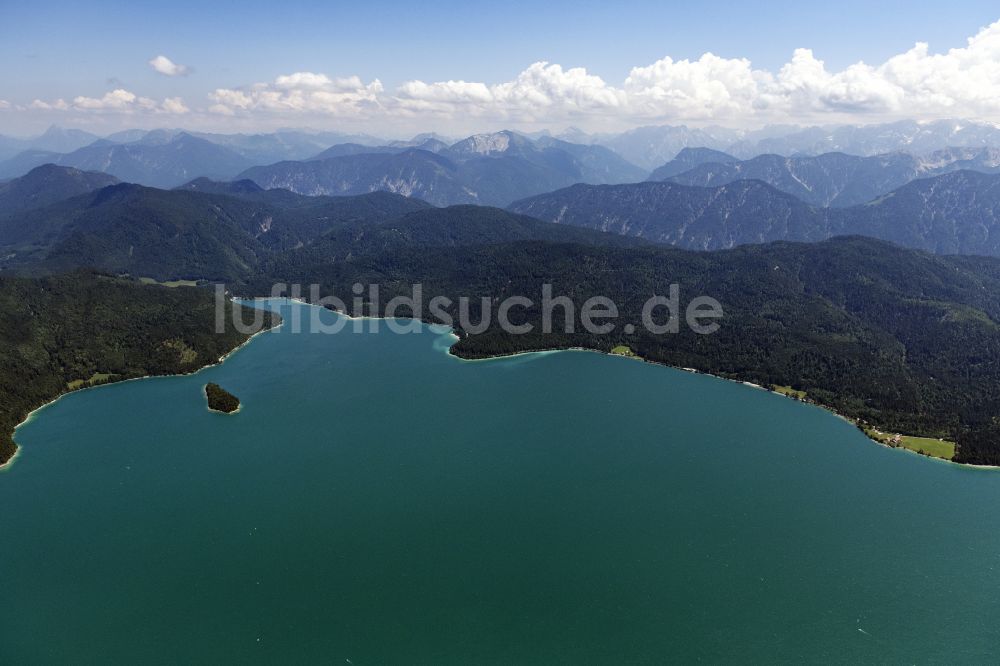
[2,299,1000,664]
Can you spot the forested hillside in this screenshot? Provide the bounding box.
[510,171,1000,257]
[0,183,431,279]
[0,273,275,465]
[247,229,1000,465]
[6,175,1000,464]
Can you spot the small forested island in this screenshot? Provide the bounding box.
[205,383,240,414]
[0,272,276,468]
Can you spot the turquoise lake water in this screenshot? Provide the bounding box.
[3,299,1000,664]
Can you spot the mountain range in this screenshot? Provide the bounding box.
[0,126,102,162]
[0,133,255,187]
[7,160,1000,279]
[72,127,380,164]
[4,120,1000,205]
[646,147,740,179]
[0,129,646,199]
[9,161,1000,462]
[724,119,1000,160]
[0,172,430,279]
[511,180,824,249]
[186,129,383,164]
[650,147,1000,207]
[509,170,1000,256]
[238,130,647,206]
[0,164,119,215]
[554,119,1000,169]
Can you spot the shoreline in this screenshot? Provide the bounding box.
[251,298,996,469]
[439,338,993,470]
[8,296,995,471]
[207,405,242,415]
[0,443,22,472]
[204,382,243,416]
[3,311,281,470]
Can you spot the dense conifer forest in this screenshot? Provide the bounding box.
[0,272,274,465]
[6,173,1000,465]
[247,233,1000,465]
[205,382,240,413]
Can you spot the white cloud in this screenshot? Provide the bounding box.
[274,72,335,89]
[209,88,253,111]
[29,89,189,115]
[623,53,760,119]
[200,19,1000,128]
[148,55,190,77]
[209,72,383,117]
[160,97,190,114]
[73,89,143,110]
[29,98,69,111]
[12,19,1000,130]
[0,99,10,110]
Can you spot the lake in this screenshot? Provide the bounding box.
[3,299,1000,664]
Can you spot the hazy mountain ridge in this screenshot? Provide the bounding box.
[0,126,102,162]
[510,170,1000,256]
[647,147,739,180]
[0,181,432,279]
[0,133,254,187]
[510,180,828,249]
[841,170,1000,254]
[239,149,476,205]
[190,130,383,163]
[239,130,646,206]
[598,125,742,170]
[583,119,1000,169]
[0,164,119,215]
[727,119,1000,159]
[4,120,999,200]
[654,148,1000,207]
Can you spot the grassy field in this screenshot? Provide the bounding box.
[67,372,114,390]
[865,428,956,460]
[896,435,956,460]
[139,277,200,288]
[162,339,199,364]
[610,345,636,357]
[772,385,807,399]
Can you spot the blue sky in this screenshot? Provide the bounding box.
[2,0,999,136]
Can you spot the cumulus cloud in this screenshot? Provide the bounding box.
[160,97,191,114]
[198,19,1000,127]
[617,20,1000,121]
[73,89,149,110]
[30,89,189,115]
[148,55,190,77]
[29,98,69,111]
[209,72,383,117]
[12,19,1000,129]
[623,53,760,118]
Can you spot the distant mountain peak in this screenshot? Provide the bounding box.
[0,163,120,215]
[654,148,1000,207]
[673,146,738,162]
[175,177,265,194]
[647,146,740,180]
[449,130,529,156]
[40,125,68,138]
